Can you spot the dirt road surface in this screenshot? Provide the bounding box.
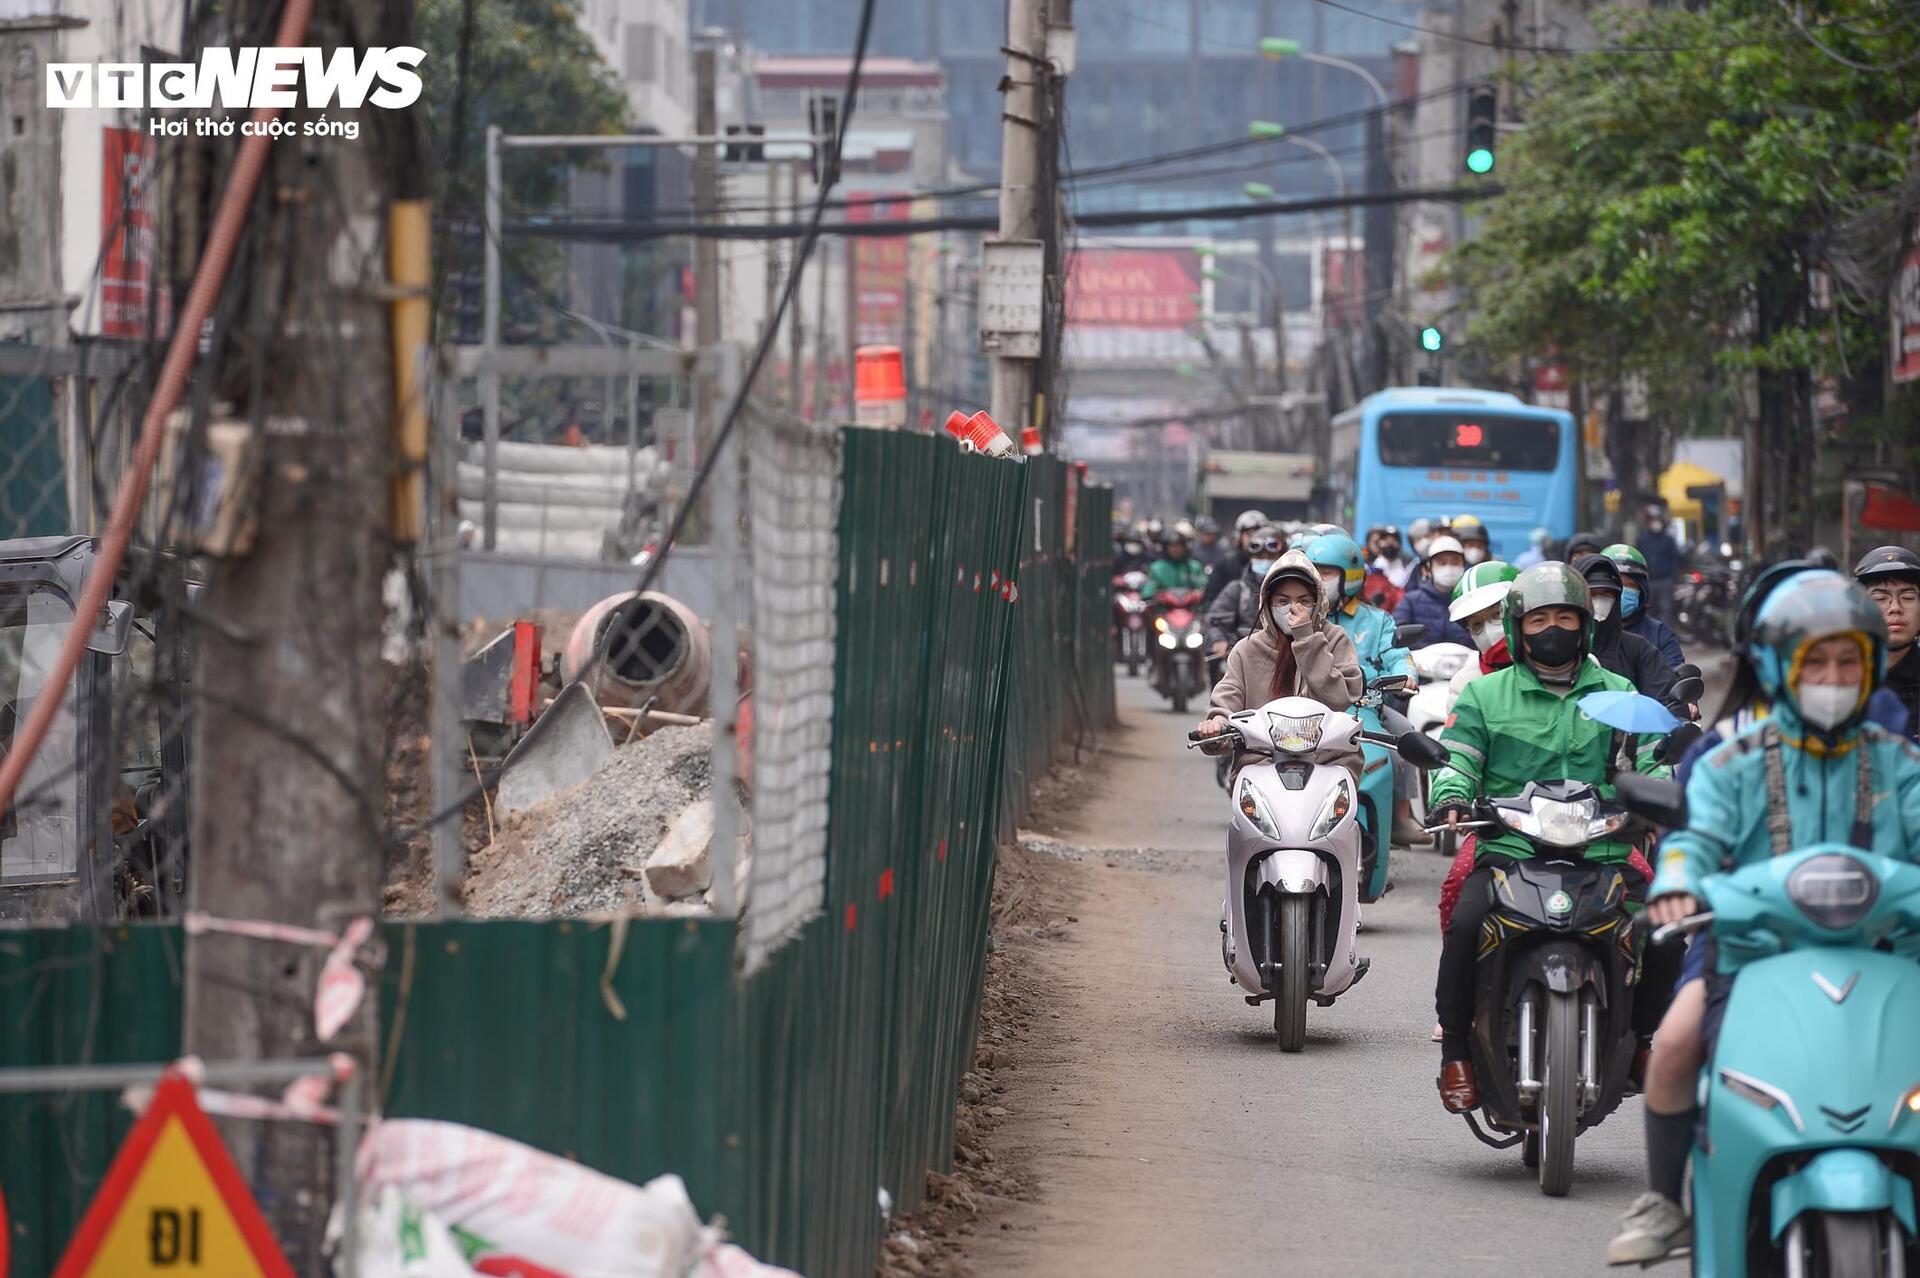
[955,675,1647,1277]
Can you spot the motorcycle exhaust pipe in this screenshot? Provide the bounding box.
[1516,996,1541,1104]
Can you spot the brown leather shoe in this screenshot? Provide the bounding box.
[1438,1060,1479,1113]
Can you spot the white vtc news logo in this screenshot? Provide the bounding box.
[46,47,424,109]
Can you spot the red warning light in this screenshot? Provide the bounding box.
[1455,422,1484,448]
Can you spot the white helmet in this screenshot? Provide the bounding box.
[1234,509,1270,534]
[1423,534,1465,561]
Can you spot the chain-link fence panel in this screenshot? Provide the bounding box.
[739,407,842,971]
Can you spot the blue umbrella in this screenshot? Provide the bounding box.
[1578,690,1679,735]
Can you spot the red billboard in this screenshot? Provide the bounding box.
[846,196,909,345]
[101,126,171,339]
[1066,250,1199,328]
[1894,241,1920,385]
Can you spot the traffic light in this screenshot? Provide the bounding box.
[1419,325,1444,353]
[1465,86,1497,175]
[722,123,766,163]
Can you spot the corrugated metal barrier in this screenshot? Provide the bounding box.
[0,431,1115,1277]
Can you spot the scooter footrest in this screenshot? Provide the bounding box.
[1462,1110,1526,1150]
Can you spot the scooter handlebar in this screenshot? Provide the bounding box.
[1423,820,1498,834]
[1651,913,1715,945]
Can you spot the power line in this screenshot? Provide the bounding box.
[1310,0,1837,54]
[504,183,1500,244]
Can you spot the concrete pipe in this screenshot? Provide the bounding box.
[563,590,711,714]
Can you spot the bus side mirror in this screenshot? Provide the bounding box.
[85,600,134,657]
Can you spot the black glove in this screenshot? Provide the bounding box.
[1429,801,1475,828]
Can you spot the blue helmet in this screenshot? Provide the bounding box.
[1303,532,1366,600]
[1747,570,1887,725]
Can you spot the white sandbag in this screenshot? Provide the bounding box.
[357,1186,476,1277]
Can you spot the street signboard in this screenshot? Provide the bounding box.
[979,239,1044,358]
[54,1074,292,1277]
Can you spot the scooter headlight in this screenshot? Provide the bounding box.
[1894,1085,1920,1132]
[1495,795,1623,848]
[1786,853,1879,932]
[1266,711,1324,754]
[1158,632,1178,650]
[1154,616,1170,634]
[1308,779,1353,841]
[1184,631,1203,648]
[1236,776,1281,840]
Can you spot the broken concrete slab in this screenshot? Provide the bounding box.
[644,799,714,899]
[494,681,614,816]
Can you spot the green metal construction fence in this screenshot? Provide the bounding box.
[0,430,1114,1277]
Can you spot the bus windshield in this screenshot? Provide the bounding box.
[1378,413,1560,472]
[0,586,80,888]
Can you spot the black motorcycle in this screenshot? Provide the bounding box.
[1439,774,1682,1197]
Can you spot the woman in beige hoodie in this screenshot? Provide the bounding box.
[1197,549,1368,776]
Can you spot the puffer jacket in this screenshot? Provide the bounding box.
[1203,567,1263,650]
[1653,703,1920,900]
[1207,550,1367,781]
[1623,608,1685,670]
[1392,579,1473,649]
[1331,598,1412,684]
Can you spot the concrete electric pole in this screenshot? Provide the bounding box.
[987,0,1049,435]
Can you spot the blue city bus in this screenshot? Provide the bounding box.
[1328,387,1578,560]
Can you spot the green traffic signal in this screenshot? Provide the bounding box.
[1420,326,1444,352]
[1466,147,1495,175]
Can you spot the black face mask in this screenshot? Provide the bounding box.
[1526,624,1584,668]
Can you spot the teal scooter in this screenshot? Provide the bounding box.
[1658,845,1920,1275]
[1349,684,1398,903]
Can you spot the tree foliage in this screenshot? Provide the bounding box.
[1444,0,1919,534]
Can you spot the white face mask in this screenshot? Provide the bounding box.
[1431,564,1464,591]
[1270,600,1309,632]
[1470,619,1503,652]
[1592,595,1616,621]
[1798,683,1861,730]
[1464,546,1487,565]
[1321,578,1342,606]
[1250,558,1275,576]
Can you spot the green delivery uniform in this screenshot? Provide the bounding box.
[1429,658,1669,864]
[1141,556,1208,598]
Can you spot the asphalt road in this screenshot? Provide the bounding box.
[956,674,1649,1278]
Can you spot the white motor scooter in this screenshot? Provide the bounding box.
[1190,693,1447,1051]
[1405,641,1475,738]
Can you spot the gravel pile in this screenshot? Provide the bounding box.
[463,725,712,918]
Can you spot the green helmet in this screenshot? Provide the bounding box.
[1448,560,1519,623]
[1604,543,1649,583]
[1502,562,1593,674]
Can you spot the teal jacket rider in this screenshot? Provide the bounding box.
[1653,702,1920,899]
[1330,597,1413,685]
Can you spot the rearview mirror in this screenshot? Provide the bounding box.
[1370,674,1411,693]
[1669,676,1706,706]
[1397,731,1449,770]
[1674,663,1702,682]
[1614,773,1688,829]
[1395,623,1427,646]
[85,599,134,657]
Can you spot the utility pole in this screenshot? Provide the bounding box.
[988,0,1047,434]
[694,48,720,356]
[786,160,805,412]
[180,0,404,1266]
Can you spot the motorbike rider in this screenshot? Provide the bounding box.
[1408,518,1438,561]
[1427,564,1673,1113]
[1114,527,1153,576]
[1195,549,1367,779]
[1855,545,1920,741]
[1203,509,1272,608]
[1451,515,1492,566]
[1191,515,1229,574]
[1604,544,1686,670]
[1392,535,1474,649]
[1205,527,1285,660]
[1635,504,1684,623]
[1513,526,1550,571]
[1363,525,1412,610]
[1575,554,1679,709]
[1306,532,1428,845]
[1140,529,1209,599]
[1607,571,1920,1265]
[1566,530,1607,561]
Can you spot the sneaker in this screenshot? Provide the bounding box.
[1606,1192,1691,1265]
[1392,815,1434,846]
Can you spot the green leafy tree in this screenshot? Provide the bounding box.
[1445,0,1919,547]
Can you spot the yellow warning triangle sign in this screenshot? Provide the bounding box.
[54,1072,294,1277]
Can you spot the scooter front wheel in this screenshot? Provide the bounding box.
[1538,988,1579,1197]
[1793,1210,1902,1278]
[1273,894,1309,1053]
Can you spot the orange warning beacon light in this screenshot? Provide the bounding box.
[853,345,907,429]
